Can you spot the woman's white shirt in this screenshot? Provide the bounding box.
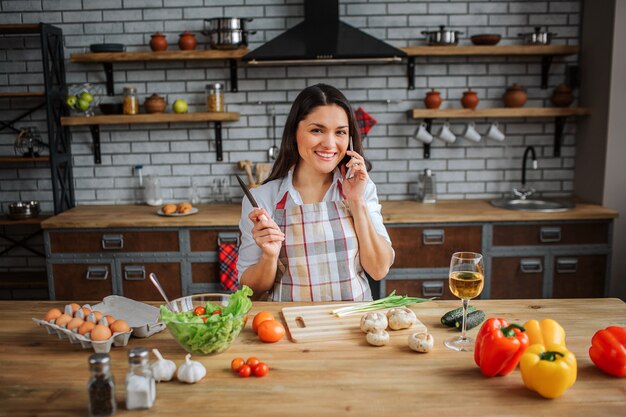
[236,167,393,281]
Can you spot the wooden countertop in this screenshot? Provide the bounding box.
[41,199,618,229]
[2,298,625,416]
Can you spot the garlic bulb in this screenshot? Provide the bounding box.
[176,354,206,384]
[151,349,176,382]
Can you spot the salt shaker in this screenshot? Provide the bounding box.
[125,347,156,410]
[417,168,437,203]
[88,353,116,417]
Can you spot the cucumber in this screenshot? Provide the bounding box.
[454,310,486,331]
[441,305,477,327]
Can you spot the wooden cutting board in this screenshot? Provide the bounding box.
[281,303,427,343]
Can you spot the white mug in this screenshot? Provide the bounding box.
[462,122,481,143]
[413,122,433,144]
[485,122,505,142]
[436,122,456,143]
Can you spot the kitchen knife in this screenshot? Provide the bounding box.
[236,174,259,208]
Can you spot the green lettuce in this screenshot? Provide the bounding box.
[160,286,253,355]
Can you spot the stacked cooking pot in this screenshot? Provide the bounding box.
[203,18,255,50]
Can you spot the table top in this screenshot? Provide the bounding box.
[1,298,624,417]
[40,199,618,229]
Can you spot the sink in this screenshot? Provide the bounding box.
[490,198,575,212]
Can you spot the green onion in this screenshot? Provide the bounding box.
[331,291,435,317]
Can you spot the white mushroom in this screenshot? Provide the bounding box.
[387,307,417,330]
[408,332,434,353]
[360,312,388,333]
[366,330,390,347]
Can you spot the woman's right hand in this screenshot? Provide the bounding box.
[249,208,285,257]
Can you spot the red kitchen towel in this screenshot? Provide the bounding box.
[218,241,239,291]
[355,107,377,136]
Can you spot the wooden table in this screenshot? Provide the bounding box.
[1,299,624,416]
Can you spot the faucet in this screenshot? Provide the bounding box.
[513,146,538,200]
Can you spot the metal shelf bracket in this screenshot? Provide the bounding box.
[103,63,114,96]
[88,125,102,164]
[407,57,415,90]
[553,116,566,157]
[541,56,554,89]
[214,121,223,161]
[423,118,433,159]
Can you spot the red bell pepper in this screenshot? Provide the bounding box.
[474,318,529,377]
[589,326,626,377]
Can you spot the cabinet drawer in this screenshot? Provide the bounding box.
[552,255,606,298]
[49,230,179,253]
[490,257,544,299]
[191,262,220,284]
[386,278,455,300]
[387,226,481,268]
[120,262,181,301]
[189,229,240,252]
[492,222,609,246]
[52,263,113,300]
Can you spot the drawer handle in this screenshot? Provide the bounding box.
[86,266,109,280]
[556,258,578,273]
[218,232,241,246]
[422,281,444,297]
[124,265,146,281]
[102,234,124,250]
[422,229,445,245]
[539,227,561,243]
[520,259,543,273]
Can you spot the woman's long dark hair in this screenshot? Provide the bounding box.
[264,83,369,184]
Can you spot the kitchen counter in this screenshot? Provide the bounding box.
[2,298,625,416]
[40,199,618,229]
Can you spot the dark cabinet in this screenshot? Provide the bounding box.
[552,255,607,298]
[490,257,544,299]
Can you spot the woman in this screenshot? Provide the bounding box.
[237,84,394,301]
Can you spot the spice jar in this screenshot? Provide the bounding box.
[461,88,479,110]
[142,175,163,206]
[550,83,574,107]
[88,353,116,417]
[424,88,442,109]
[125,347,155,411]
[503,83,528,108]
[123,86,139,115]
[178,31,197,51]
[206,82,224,112]
[149,32,168,52]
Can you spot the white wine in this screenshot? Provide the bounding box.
[449,271,484,299]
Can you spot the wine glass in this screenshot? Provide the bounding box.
[444,252,484,352]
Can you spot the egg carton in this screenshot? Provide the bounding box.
[32,295,165,353]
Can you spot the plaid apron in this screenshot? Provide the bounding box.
[270,182,372,302]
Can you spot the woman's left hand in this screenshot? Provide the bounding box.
[341,150,368,200]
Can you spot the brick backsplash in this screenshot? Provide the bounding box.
[1,0,581,223]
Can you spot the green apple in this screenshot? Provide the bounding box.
[77,98,91,111]
[172,99,188,114]
[80,91,94,103]
[66,95,77,107]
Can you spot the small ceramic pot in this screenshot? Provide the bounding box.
[461,88,479,110]
[503,84,528,108]
[144,93,167,114]
[178,32,197,51]
[424,88,442,109]
[150,32,168,52]
[551,83,574,107]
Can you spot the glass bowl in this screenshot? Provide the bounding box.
[65,83,105,116]
[160,293,250,355]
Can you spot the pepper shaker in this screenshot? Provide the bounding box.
[88,353,116,417]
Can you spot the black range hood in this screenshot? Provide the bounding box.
[242,0,406,65]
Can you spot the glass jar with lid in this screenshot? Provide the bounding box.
[206,82,224,112]
[123,86,139,115]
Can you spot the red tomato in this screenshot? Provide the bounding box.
[246,357,260,368]
[253,362,269,377]
[212,310,222,316]
[202,317,207,323]
[193,306,206,316]
[258,320,285,343]
[252,311,275,334]
[231,357,245,372]
[238,364,252,378]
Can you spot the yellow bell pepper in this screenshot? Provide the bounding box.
[520,344,577,399]
[523,318,566,347]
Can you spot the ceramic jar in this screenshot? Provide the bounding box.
[503,84,528,108]
[144,94,167,114]
[424,88,442,109]
[461,88,479,110]
[178,32,197,50]
[149,32,168,52]
[551,83,574,107]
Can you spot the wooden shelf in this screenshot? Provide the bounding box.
[401,45,579,57]
[0,156,50,163]
[0,24,41,35]
[61,112,240,126]
[70,48,248,63]
[0,214,52,226]
[0,92,45,98]
[410,107,592,119]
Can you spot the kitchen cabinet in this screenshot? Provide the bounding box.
[490,257,544,299]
